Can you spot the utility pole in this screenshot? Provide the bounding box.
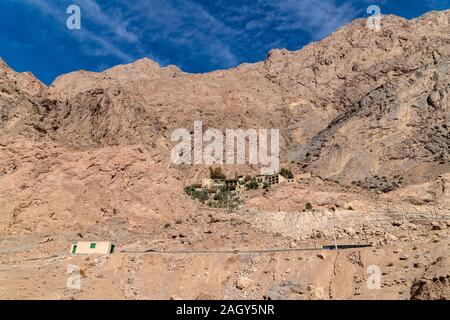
[402,212,412,244]
[332,216,338,250]
[362,222,368,245]
[312,229,317,249]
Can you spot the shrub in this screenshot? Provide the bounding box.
[185,185,209,203]
[214,187,229,201]
[209,167,226,180]
[279,168,294,179]
[209,187,241,212]
[245,180,259,190]
[305,202,313,211]
[184,186,195,195]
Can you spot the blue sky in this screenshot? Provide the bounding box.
[0,0,449,85]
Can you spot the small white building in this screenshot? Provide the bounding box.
[70,241,115,255]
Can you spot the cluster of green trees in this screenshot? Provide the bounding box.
[184,185,241,212]
[209,187,241,212]
[184,186,209,203]
[185,166,295,211]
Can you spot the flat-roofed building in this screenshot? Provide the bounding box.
[225,179,239,190]
[265,174,280,186]
[70,241,115,255]
[201,178,215,188]
[202,178,224,190]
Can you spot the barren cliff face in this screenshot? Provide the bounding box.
[0,11,449,235]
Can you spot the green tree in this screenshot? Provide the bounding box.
[209,167,226,180]
[245,179,260,190]
[210,187,241,212]
[279,168,294,179]
[185,185,209,203]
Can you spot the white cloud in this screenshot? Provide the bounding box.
[21,0,137,62]
[259,0,359,40]
[75,0,139,43]
[119,0,239,68]
[18,0,366,70]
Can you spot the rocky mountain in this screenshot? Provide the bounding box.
[2,12,449,224]
[1,9,449,301]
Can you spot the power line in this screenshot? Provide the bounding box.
[307,0,347,26]
[307,0,387,29]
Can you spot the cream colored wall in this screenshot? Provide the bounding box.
[72,242,112,254]
[202,178,213,188]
